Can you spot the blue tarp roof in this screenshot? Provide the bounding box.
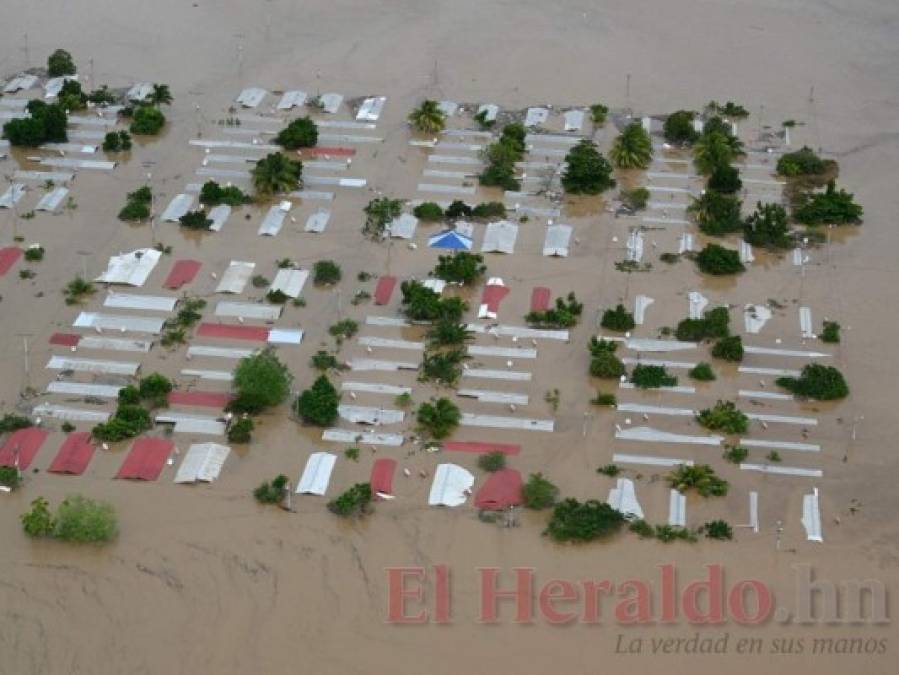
[428,230,472,250]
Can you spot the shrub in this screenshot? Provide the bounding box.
[471,201,507,219]
[600,304,635,331]
[590,103,609,125]
[766,451,782,463]
[689,191,743,236]
[444,200,473,220]
[62,276,95,305]
[609,122,653,169]
[562,140,616,194]
[328,483,373,517]
[54,495,118,542]
[395,392,413,407]
[313,260,342,285]
[722,445,748,463]
[363,197,403,237]
[708,164,742,194]
[0,414,32,433]
[229,349,293,414]
[712,335,743,362]
[654,525,697,543]
[588,338,626,379]
[696,400,749,434]
[416,398,460,439]
[254,474,288,503]
[478,452,507,472]
[522,473,559,510]
[266,289,289,304]
[702,520,734,540]
[227,417,254,443]
[629,519,656,538]
[3,100,68,146]
[252,152,303,196]
[777,146,828,177]
[794,180,862,225]
[118,186,152,221]
[88,86,117,106]
[776,364,849,400]
[251,274,269,288]
[139,373,173,402]
[696,243,744,275]
[21,497,55,537]
[0,465,21,489]
[102,131,132,152]
[400,281,467,322]
[663,110,699,144]
[24,246,44,262]
[48,49,76,76]
[668,464,729,497]
[310,350,339,371]
[295,375,340,426]
[432,251,485,285]
[130,105,166,135]
[525,292,583,328]
[172,297,206,327]
[689,362,716,381]
[413,202,444,221]
[744,202,791,249]
[479,124,526,191]
[276,116,318,149]
[620,187,650,211]
[630,364,677,389]
[199,180,252,206]
[821,321,840,344]
[420,349,465,389]
[591,392,617,406]
[545,499,626,542]
[675,306,730,341]
[328,319,359,341]
[179,209,212,230]
[91,403,152,442]
[474,108,495,129]
[596,464,620,477]
[707,100,749,119]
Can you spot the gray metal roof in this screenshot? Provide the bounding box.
[481,221,519,254]
[543,224,572,257]
[4,74,38,93]
[318,93,343,114]
[155,412,226,435]
[477,103,499,122]
[461,413,554,432]
[257,204,290,236]
[73,311,166,334]
[77,336,153,352]
[267,328,304,345]
[174,443,231,483]
[269,269,309,298]
[236,87,267,108]
[161,194,194,222]
[215,261,255,294]
[207,204,231,232]
[103,292,177,312]
[187,345,256,359]
[357,336,424,351]
[46,355,140,376]
[387,213,418,239]
[525,107,549,127]
[304,210,331,233]
[181,368,233,381]
[355,96,387,121]
[215,301,282,321]
[338,404,404,425]
[563,109,585,132]
[46,381,122,398]
[0,184,27,208]
[32,403,111,423]
[277,90,308,110]
[341,381,411,396]
[321,429,403,446]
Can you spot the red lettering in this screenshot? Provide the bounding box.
[386,567,428,623]
[582,579,613,624]
[538,579,578,624]
[615,579,652,624]
[729,579,773,625]
[682,564,726,624]
[479,567,534,623]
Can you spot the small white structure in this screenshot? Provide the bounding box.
[296,452,337,495]
[267,328,304,345]
[318,93,343,114]
[801,488,823,542]
[46,356,139,376]
[216,301,282,321]
[668,490,687,527]
[356,96,387,121]
[744,304,772,334]
[175,443,231,483]
[277,90,308,110]
[799,306,814,338]
[626,230,644,262]
[269,269,309,298]
[607,478,644,519]
[687,291,708,320]
[161,194,194,222]
[305,209,331,233]
[104,293,177,313]
[739,240,755,264]
[525,107,549,127]
[258,203,291,236]
[563,109,585,132]
[428,464,475,507]
[35,187,70,212]
[678,232,694,253]
[387,213,418,239]
[4,74,38,93]
[476,103,499,123]
[481,221,519,254]
[543,224,572,257]
[208,205,231,232]
[44,75,77,99]
[126,82,154,102]
[338,405,404,425]
[216,261,256,294]
[437,100,458,117]
[634,295,654,325]
[0,184,27,209]
[95,249,161,287]
[236,87,267,108]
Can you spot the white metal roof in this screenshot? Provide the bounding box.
[156,412,226,435]
[437,100,458,117]
[77,336,153,352]
[338,405,404,425]
[687,291,708,320]
[67,114,117,127]
[341,381,411,396]
[0,98,28,110]
[31,403,111,423]
[4,74,38,93]
[161,194,194,222]
[802,488,823,542]
[428,464,474,507]
[318,93,343,114]
[466,323,569,341]
[73,312,166,334]
[356,96,387,121]
[35,187,69,212]
[181,368,233,381]
[386,213,418,239]
[612,453,694,468]
[236,87,267,108]
[13,171,74,183]
[321,429,403,446]
[608,478,644,519]
[467,345,537,359]
[563,109,585,132]
[258,204,290,236]
[525,107,549,127]
[461,368,532,382]
[46,355,140,376]
[296,452,337,495]
[175,443,231,483]
[0,184,26,209]
[304,209,331,233]
[187,345,256,359]
[269,269,309,298]
[104,292,177,312]
[208,205,231,232]
[477,103,499,122]
[456,389,528,405]
[357,336,424,351]
[40,158,115,170]
[44,142,97,154]
[349,358,418,372]
[543,224,572,257]
[126,82,153,102]
[421,279,446,294]
[460,413,554,432]
[481,221,519,254]
[740,463,823,478]
[216,261,255,294]
[215,301,282,321]
[277,90,308,110]
[615,426,722,446]
[46,381,122,398]
[365,316,410,327]
[95,248,161,286]
[267,328,304,345]
[44,75,77,98]
[668,490,687,527]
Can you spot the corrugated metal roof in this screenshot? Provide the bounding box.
[466,323,569,341]
[189,139,279,151]
[73,312,166,334]
[258,203,290,236]
[457,389,529,405]
[277,90,308,110]
[296,452,336,495]
[304,209,330,233]
[341,381,411,396]
[215,261,255,294]
[437,100,458,116]
[207,205,231,232]
[267,328,304,345]
[95,248,161,286]
[40,158,115,170]
[318,93,343,114]
[181,368,233,381]
[460,413,554,432]
[481,221,519,254]
[358,336,424,351]
[187,345,256,359]
[417,183,475,196]
[31,403,111,423]
[355,96,387,121]
[0,99,28,110]
[338,405,404,425]
[563,110,585,132]
[467,345,536,359]
[161,194,194,222]
[215,301,282,321]
[68,114,117,127]
[740,463,822,478]
[321,429,404,446]
[0,184,26,208]
[174,443,231,483]
[802,489,823,542]
[103,292,177,312]
[35,187,69,212]
[349,358,418,372]
[615,426,722,446]
[155,412,226,435]
[289,189,334,201]
[608,478,644,519]
[613,453,694,468]
[543,224,572,257]
[126,82,153,102]
[44,142,97,154]
[428,464,474,507]
[477,103,499,122]
[77,336,153,352]
[461,368,532,382]
[270,269,309,298]
[44,75,77,98]
[4,74,38,93]
[46,381,122,398]
[46,355,140,375]
[525,107,549,127]
[13,171,74,183]
[365,316,409,327]
[236,87,267,108]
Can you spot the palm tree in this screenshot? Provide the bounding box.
[408,100,446,133]
[149,83,173,108]
[609,122,653,169]
[252,153,303,196]
[426,320,474,347]
[416,397,461,439]
[693,131,735,175]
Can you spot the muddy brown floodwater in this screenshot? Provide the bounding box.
[1,1,898,673]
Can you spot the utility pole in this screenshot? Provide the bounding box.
[16,333,32,389]
[22,33,29,68]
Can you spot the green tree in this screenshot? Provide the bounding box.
[54,495,118,542]
[400,281,467,322]
[693,131,735,175]
[420,348,467,386]
[445,200,473,220]
[276,116,318,149]
[413,202,444,220]
[3,100,68,146]
[138,373,173,403]
[471,201,506,219]
[251,153,303,196]
[776,146,828,177]
[199,181,252,206]
[254,474,288,503]
[689,362,716,381]
[793,181,863,225]
[696,243,744,275]
[179,210,213,230]
[408,100,446,133]
[821,321,840,344]
[432,251,485,285]
[295,375,340,426]
[708,164,742,194]
[609,122,653,169]
[525,292,583,328]
[521,473,558,509]
[663,110,699,144]
[702,520,734,540]
[426,320,474,347]
[21,497,55,537]
[600,304,635,331]
[478,452,507,472]
[562,140,616,193]
[416,398,461,439]
[48,49,76,76]
[668,464,729,497]
[229,349,293,414]
[149,83,173,108]
[130,105,166,135]
[696,400,748,433]
[227,417,254,443]
[0,466,21,489]
[589,337,626,379]
[712,335,744,362]
[630,364,677,389]
[545,499,626,542]
[590,103,609,125]
[744,202,791,249]
[328,483,373,517]
[776,364,849,400]
[313,259,342,285]
[363,197,403,237]
[118,186,152,221]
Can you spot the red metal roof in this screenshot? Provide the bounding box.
[168,390,233,408]
[475,469,523,510]
[370,458,397,497]
[48,432,95,475]
[163,259,202,289]
[373,275,397,305]
[442,441,521,456]
[480,282,510,314]
[196,323,269,342]
[49,333,81,347]
[115,437,174,481]
[0,247,22,277]
[530,287,551,312]
[305,146,356,157]
[0,427,50,470]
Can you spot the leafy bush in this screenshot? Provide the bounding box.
[0,414,31,433]
[668,464,729,497]
[416,398,460,439]
[21,497,55,537]
[474,108,495,129]
[545,499,626,542]
[3,100,68,146]
[48,49,76,76]
[689,362,716,381]
[693,129,739,175]
[420,348,467,386]
[229,349,293,414]
[252,153,303,196]
[478,452,507,472]
[712,335,744,362]
[590,103,609,125]
[630,364,677,389]
[254,474,287,503]
[707,164,742,194]
[311,350,339,371]
[675,306,730,341]
[744,202,791,249]
[522,473,559,510]
[227,417,254,443]
[794,180,863,225]
[344,447,360,461]
[689,191,743,236]
[139,373,172,403]
[600,304,635,331]
[591,392,617,406]
[588,338,626,379]
[54,495,118,542]
[654,525,697,543]
[663,110,699,144]
[777,146,828,177]
[722,445,748,463]
[266,289,289,304]
[821,321,840,344]
[276,116,318,149]
[610,122,652,169]
[702,520,734,540]
[118,186,152,221]
[776,364,849,400]
[328,483,373,517]
[445,200,473,220]
[313,260,342,285]
[23,246,44,263]
[620,187,650,211]
[413,202,444,221]
[130,105,166,135]
[328,319,359,341]
[596,464,620,477]
[766,451,782,463]
[102,130,132,152]
[696,243,744,275]
[629,519,656,538]
[432,251,485,285]
[479,124,526,191]
[471,201,507,219]
[395,392,413,407]
[363,197,403,237]
[562,140,616,194]
[91,403,152,442]
[696,400,748,434]
[707,100,749,119]
[295,375,340,426]
[400,281,467,322]
[251,274,269,288]
[0,465,21,489]
[199,180,252,206]
[179,209,212,230]
[525,292,583,328]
